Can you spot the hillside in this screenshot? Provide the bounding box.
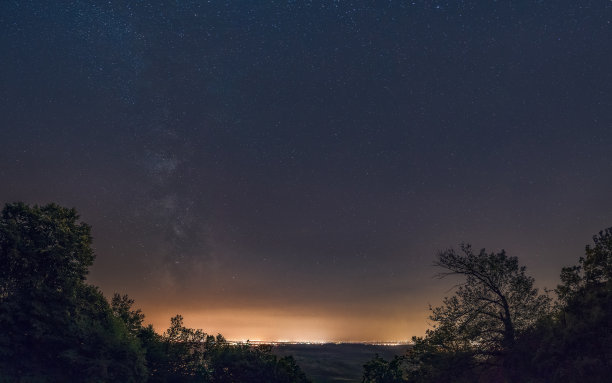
[273,343,410,383]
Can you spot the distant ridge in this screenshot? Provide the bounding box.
[228,340,411,346]
[271,342,411,382]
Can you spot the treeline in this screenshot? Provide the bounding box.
[0,202,310,383]
[2,202,610,382]
[363,230,612,382]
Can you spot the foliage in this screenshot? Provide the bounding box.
[112,293,146,335]
[431,244,551,355]
[207,342,310,383]
[511,228,612,382]
[0,202,147,382]
[362,244,552,383]
[158,314,212,381]
[362,354,405,383]
[0,201,312,382]
[405,244,551,382]
[5,201,611,382]
[401,329,478,383]
[107,289,313,382]
[0,202,94,298]
[557,228,612,301]
[148,315,311,382]
[363,232,612,383]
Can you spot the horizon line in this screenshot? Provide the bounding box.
[226,340,413,346]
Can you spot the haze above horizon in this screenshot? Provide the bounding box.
[2,1,611,341]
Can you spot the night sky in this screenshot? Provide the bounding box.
[1,1,611,342]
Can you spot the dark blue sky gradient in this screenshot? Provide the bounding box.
[1,1,611,341]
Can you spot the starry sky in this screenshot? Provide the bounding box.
[1,1,611,342]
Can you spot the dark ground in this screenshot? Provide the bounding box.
[272,343,409,383]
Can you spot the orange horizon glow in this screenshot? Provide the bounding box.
[139,305,431,343]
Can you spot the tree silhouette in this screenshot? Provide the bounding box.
[362,354,406,383]
[0,202,312,382]
[368,244,551,383]
[431,244,550,356]
[0,202,147,382]
[364,232,612,383]
[112,293,146,335]
[0,202,94,297]
[514,228,612,382]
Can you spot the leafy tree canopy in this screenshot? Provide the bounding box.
[430,244,550,356]
[0,202,94,298]
[364,231,612,383]
[0,202,147,382]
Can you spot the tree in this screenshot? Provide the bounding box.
[364,233,612,383]
[0,202,147,382]
[0,202,94,298]
[145,314,312,382]
[362,355,406,383]
[64,284,148,381]
[557,228,612,302]
[162,314,212,380]
[399,244,551,382]
[401,324,478,383]
[0,202,312,382]
[431,245,550,354]
[517,228,612,382]
[207,342,310,383]
[112,293,146,335]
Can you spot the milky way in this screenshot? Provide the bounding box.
[1,1,611,341]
